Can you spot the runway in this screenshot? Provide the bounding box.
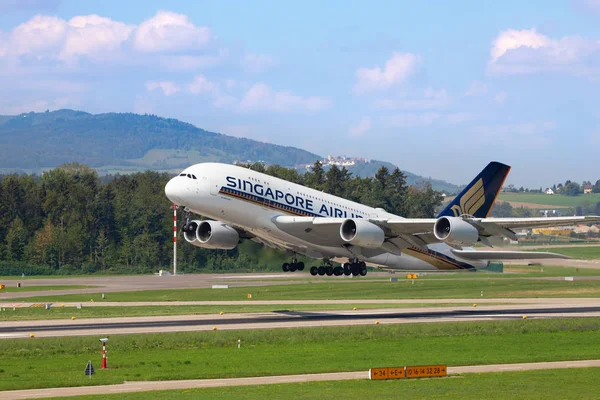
[1,359,598,399]
[2,303,599,339]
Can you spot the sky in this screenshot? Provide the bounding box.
[1,0,599,187]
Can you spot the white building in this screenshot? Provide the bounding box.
[545,188,554,195]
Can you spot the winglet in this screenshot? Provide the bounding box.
[438,162,511,218]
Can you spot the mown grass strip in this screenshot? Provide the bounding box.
[0,285,93,293]
[12,278,600,303]
[48,368,600,400]
[0,318,598,391]
[530,246,600,260]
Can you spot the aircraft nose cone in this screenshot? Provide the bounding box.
[165,178,185,205]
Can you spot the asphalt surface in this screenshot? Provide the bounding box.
[1,360,599,399]
[2,303,599,339]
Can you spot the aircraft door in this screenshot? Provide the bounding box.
[210,181,219,196]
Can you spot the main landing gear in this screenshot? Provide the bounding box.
[309,260,367,277]
[282,255,305,272]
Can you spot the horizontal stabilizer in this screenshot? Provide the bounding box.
[451,250,570,260]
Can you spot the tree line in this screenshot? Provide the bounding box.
[0,162,443,276]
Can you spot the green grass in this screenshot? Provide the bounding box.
[0,302,486,321]
[53,368,600,400]
[13,277,600,303]
[0,318,598,391]
[530,246,600,260]
[0,285,92,293]
[498,192,600,208]
[424,264,600,278]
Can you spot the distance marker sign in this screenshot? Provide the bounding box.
[405,365,446,378]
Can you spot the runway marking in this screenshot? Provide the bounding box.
[0,360,598,399]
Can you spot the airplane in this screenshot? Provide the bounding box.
[164,161,599,276]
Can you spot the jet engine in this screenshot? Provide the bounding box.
[183,220,239,250]
[433,216,479,246]
[340,219,385,248]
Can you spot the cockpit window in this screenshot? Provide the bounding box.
[192,174,197,179]
[179,173,186,177]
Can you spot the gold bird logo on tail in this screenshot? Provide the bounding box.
[451,178,485,217]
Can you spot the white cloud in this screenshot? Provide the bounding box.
[242,52,277,73]
[465,81,488,96]
[0,10,218,66]
[494,91,508,103]
[186,74,236,108]
[349,117,371,136]
[146,81,180,96]
[62,15,133,61]
[0,14,133,63]
[132,10,212,53]
[239,83,330,113]
[489,28,600,77]
[354,52,420,93]
[490,29,551,63]
[187,74,217,95]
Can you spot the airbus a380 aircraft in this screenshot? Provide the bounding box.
[165,161,598,276]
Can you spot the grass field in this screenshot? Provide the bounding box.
[498,192,600,208]
[55,368,600,400]
[0,285,92,293]
[12,277,600,303]
[0,318,598,391]
[0,302,489,321]
[530,246,600,260]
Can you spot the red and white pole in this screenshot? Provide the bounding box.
[173,204,177,276]
[101,342,107,369]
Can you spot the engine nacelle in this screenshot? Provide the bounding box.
[340,219,385,249]
[433,216,479,246]
[183,220,239,250]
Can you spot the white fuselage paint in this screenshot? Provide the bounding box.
[165,163,487,271]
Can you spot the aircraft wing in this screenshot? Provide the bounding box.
[450,249,570,260]
[272,215,600,250]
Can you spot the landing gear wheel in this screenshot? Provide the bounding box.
[343,263,351,276]
[333,266,343,276]
[282,263,290,272]
[351,263,360,276]
[310,266,318,276]
[326,266,334,276]
[317,266,326,276]
[359,263,367,276]
[289,263,297,272]
[297,262,305,271]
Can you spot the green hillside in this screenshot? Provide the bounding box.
[0,110,320,170]
[345,160,460,193]
[498,193,600,208]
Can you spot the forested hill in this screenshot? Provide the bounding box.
[0,109,459,193]
[0,109,320,170]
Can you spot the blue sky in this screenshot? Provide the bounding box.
[1,0,599,187]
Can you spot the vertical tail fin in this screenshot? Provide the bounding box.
[437,162,511,218]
